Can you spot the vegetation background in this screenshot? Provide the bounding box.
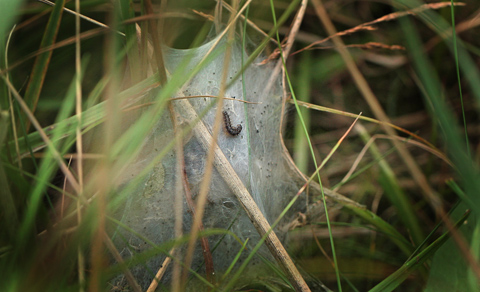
[1,0,479,291]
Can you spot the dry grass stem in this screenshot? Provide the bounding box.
[293,1,463,56]
[146,248,176,292]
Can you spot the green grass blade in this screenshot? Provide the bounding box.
[356,126,424,245]
[369,209,470,292]
[344,205,414,257]
[424,202,477,292]
[8,72,161,156]
[0,112,19,241]
[448,1,469,155]
[16,68,79,252]
[22,0,66,117]
[293,51,312,174]
[0,0,26,108]
[400,9,480,218]
[396,0,480,111]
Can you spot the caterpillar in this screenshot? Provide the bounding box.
[222,111,242,136]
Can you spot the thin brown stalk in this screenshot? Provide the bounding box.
[295,113,362,197]
[2,76,80,193]
[3,27,106,74]
[89,7,119,291]
[179,0,238,287]
[104,233,142,292]
[288,99,437,150]
[29,153,105,159]
[277,0,308,134]
[23,0,65,132]
[61,157,73,220]
[144,0,167,84]
[37,0,125,35]
[192,9,215,22]
[425,7,480,51]
[214,0,223,34]
[182,168,215,285]
[370,2,464,26]
[74,1,85,289]
[196,0,253,67]
[291,26,376,56]
[295,42,405,53]
[311,226,336,269]
[169,94,215,285]
[336,130,454,191]
[14,8,50,31]
[219,1,278,45]
[147,248,176,292]
[292,2,463,56]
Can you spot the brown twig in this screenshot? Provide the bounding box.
[288,99,437,151]
[167,98,216,289]
[182,168,216,286]
[144,0,167,84]
[104,233,142,292]
[1,76,81,193]
[292,2,463,56]
[146,248,176,292]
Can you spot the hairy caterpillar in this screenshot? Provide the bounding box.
[222,111,242,136]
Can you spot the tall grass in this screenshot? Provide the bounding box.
[1,0,480,291]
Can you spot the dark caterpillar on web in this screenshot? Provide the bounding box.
[222,111,242,136]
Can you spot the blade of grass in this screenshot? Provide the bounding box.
[356,124,424,245]
[400,12,480,280]
[0,111,18,241]
[227,0,302,88]
[9,67,81,252]
[22,0,66,128]
[221,239,249,281]
[0,0,26,109]
[0,23,20,242]
[0,66,84,289]
[445,182,480,290]
[293,51,312,174]
[118,0,141,83]
[343,206,414,257]
[395,0,480,106]
[9,72,161,157]
[448,0,469,155]
[424,202,479,292]
[368,209,470,292]
[288,99,439,153]
[447,180,480,217]
[399,3,479,214]
[73,0,85,290]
